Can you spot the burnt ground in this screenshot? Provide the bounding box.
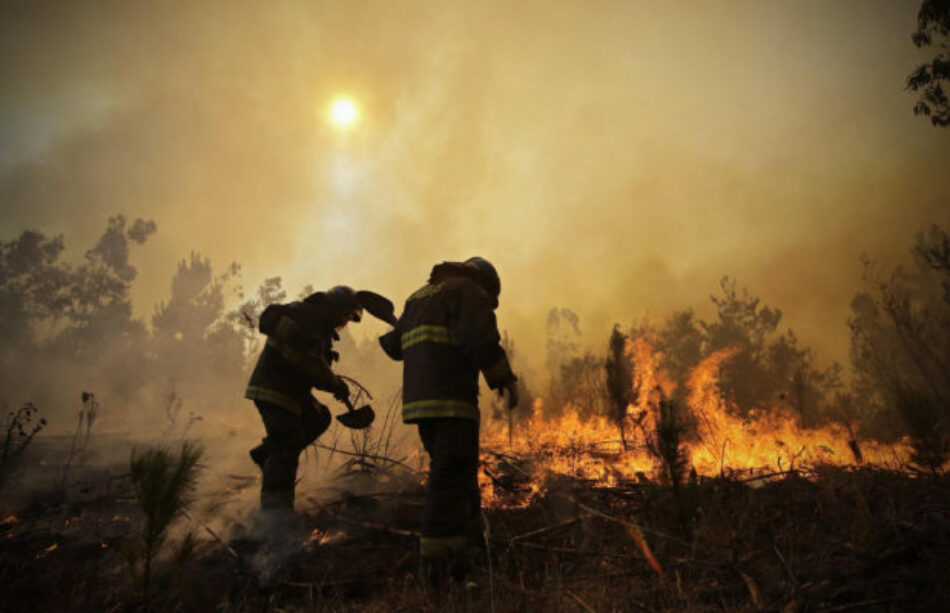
[1,450,949,613]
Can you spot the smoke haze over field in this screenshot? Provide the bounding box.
[2,0,949,372]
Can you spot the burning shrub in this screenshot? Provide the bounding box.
[616,281,844,435]
[699,277,842,425]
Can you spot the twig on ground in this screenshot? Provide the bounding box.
[315,503,419,538]
[565,589,596,613]
[772,541,797,585]
[818,598,896,612]
[486,445,667,579]
[181,510,239,560]
[740,571,764,611]
[563,570,659,582]
[509,514,592,543]
[512,542,642,558]
[736,470,800,484]
[552,492,666,579]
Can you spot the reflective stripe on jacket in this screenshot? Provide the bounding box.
[380,273,515,424]
[244,385,308,417]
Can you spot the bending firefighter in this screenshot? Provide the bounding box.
[244,286,360,511]
[379,257,518,584]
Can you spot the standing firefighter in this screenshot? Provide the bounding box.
[379,257,519,585]
[244,286,361,512]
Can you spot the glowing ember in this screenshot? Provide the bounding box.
[304,527,348,548]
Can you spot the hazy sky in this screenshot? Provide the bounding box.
[1,0,948,372]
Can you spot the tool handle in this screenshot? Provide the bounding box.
[342,397,355,412]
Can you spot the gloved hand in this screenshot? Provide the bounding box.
[502,380,519,411]
[332,377,350,403]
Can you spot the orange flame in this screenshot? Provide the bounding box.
[481,334,911,509]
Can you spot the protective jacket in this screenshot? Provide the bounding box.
[380,263,516,423]
[245,301,340,416]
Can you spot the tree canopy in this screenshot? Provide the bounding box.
[908,0,950,126]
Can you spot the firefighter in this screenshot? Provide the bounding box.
[244,285,360,512]
[379,257,519,585]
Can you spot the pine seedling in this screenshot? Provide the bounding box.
[647,393,689,488]
[129,442,203,600]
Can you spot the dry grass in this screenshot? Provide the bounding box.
[1,450,948,612]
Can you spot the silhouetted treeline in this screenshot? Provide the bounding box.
[0,216,311,432]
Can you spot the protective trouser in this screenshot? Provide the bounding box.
[252,399,331,510]
[417,418,481,571]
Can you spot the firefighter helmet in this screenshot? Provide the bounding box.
[306,285,363,322]
[464,256,501,304]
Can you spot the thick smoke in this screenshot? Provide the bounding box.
[0,216,410,536]
[1,1,948,371]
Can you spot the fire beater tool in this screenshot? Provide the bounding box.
[336,396,375,429]
[334,375,376,429]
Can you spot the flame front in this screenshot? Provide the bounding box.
[480,335,911,508]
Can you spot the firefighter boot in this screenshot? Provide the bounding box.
[419,555,452,593]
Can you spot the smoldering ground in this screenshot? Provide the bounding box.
[0,301,416,590]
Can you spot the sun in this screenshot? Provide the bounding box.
[329,97,359,129]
